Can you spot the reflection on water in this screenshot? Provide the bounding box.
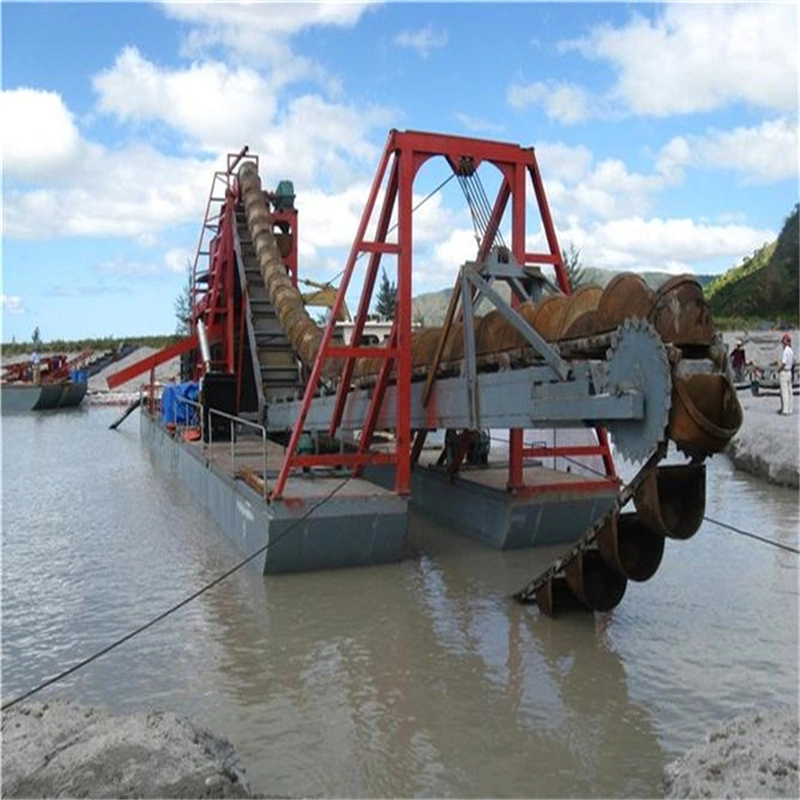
[2,408,798,797]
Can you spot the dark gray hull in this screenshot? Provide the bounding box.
[140,410,409,574]
[1,381,87,413]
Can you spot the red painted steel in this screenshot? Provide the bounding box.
[106,336,199,390]
[268,129,616,499]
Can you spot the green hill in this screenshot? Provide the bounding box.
[705,205,799,326]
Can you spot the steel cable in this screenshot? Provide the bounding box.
[326,172,457,286]
[1,472,356,712]
[485,433,799,555]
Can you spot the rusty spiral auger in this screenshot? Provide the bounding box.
[513,275,743,617]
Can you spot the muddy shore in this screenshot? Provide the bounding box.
[1,700,251,799]
[722,330,799,488]
[664,708,799,799]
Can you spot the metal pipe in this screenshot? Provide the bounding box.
[197,319,212,371]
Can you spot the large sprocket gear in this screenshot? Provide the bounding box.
[603,318,672,462]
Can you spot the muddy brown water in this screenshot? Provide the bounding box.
[2,407,798,797]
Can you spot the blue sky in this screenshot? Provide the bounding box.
[2,2,797,342]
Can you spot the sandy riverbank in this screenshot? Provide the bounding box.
[664,708,799,798]
[1,700,251,798]
[721,330,799,488]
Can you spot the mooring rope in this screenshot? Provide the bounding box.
[1,473,355,712]
[486,433,799,555]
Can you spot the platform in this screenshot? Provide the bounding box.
[140,411,408,574]
[365,449,618,550]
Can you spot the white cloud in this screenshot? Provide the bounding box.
[1,89,85,180]
[657,118,799,185]
[506,80,592,124]
[165,248,193,275]
[93,47,396,187]
[1,295,26,315]
[535,142,594,184]
[394,25,449,59]
[568,4,797,116]
[161,1,378,69]
[536,146,666,222]
[258,94,396,190]
[556,216,776,273]
[455,113,504,135]
[4,144,216,239]
[433,228,480,270]
[93,47,277,153]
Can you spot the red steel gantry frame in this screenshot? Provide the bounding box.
[271,129,615,499]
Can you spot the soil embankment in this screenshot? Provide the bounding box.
[664,709,799,798]
[1,700,251,798]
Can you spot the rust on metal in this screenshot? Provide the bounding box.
[596,512,665,581]
[650,274,715,346]
[530,294,569,342]
[533,576,585,617]
[634,463,706,540]
[556,284,603,340]
[669,374,743,454]
[477,309,510,356]
[594,273,655,333]
[564,548,628,612]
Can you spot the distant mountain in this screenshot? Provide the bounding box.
[411,266,715,327]
[705,205,799,325]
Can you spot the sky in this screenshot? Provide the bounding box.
[1,1,797,343]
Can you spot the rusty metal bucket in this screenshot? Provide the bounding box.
[634,463,705,540]
[650,275,715,346]
[534,575,585,617]
[596,512,665,581]
[411,328,443,368]
[564,549,628,612]
[531,295,569,342]
[556,284,603,340]
[494,302,539,351]
[669,374,743,454]
[562,310,598,340]
[595,273,655,333]
[477,309,511,355]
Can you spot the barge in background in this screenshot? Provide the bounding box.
[1,353,91,413]
[108,132,742,618]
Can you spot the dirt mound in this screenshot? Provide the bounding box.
[664,708,799,798]
[2,700,251,798]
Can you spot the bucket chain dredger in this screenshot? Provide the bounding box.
[108,130,742,617]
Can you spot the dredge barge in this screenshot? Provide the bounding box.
[109,130,743,616]
[1,353,90,413]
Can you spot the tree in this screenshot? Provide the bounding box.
[562,244,586,289]
[174,261,193,335]
[375,267,397,320]
[31,326,41,348]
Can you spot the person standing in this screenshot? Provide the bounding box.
[778,333,794,415]
[730,339,747,383]
[31,349,41,385]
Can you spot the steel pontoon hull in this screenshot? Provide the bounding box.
[1,381,87,413]
[365,461,618,550]
[140,410,408,574]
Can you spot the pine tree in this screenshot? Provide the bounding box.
[562,244,586,289]
[375,268,397,319]
[174,261,193,335]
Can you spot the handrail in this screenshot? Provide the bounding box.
[174,395,205,443]
[207,407,269,500]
